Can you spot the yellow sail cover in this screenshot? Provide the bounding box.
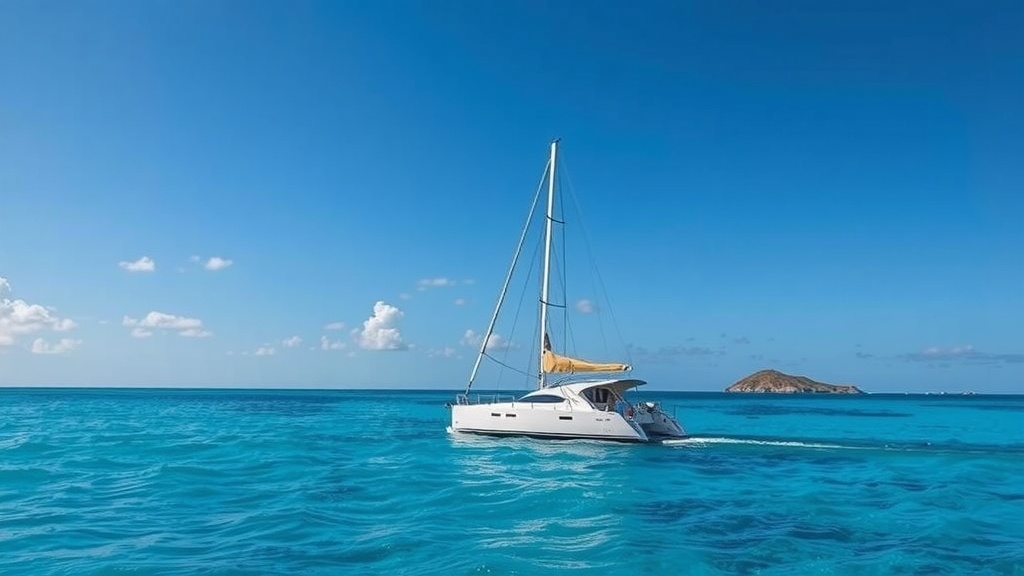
[542,349,631,374]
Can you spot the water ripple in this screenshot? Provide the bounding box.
[0,389,1022,575]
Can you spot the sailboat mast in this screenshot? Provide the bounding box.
[538,139,558,389]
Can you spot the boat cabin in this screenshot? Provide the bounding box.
[582,386,624,411]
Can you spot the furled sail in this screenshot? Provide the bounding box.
[542,333,631,374]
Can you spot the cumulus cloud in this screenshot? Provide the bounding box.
[31,337,82,355]
[255,346,276,356]
[357,301,406,350]
[575,299,596,314]
[459,329,480,347]
[324,322,345,331]
[204,257,233,271]
[0,278,79,347]
[53,318,76,331]
[282,336,302,348]
[460,329,512,351]
[485,334,511,351]
[417,278,457,291]
[320,335,346,351]
[119,256,156,272]
[123,311,211,338]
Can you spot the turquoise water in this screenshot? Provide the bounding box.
[1,389,1022,575]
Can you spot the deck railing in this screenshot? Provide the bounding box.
[454,393,518,406]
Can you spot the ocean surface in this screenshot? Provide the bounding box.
[1,388,1022,575]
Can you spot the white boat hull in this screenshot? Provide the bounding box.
[450,401,648,442]
[449,379,686,443]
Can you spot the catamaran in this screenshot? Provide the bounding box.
[448,140,686,442]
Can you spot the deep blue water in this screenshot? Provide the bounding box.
[1,388,1022,575]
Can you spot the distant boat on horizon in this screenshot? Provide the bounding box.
[447,140,686,443]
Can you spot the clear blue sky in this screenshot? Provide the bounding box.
[1,1,1021,392]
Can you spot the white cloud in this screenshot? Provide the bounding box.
[416,278,457,291]
[324,322,345,331]
[460,329,481,347]
[429,346,458,358]
[0,278,79,347]
[484,334,511,351]
[927,345,973,357]
[454,298,467,306]
[123,311,210,338]
[53,318,77,331]
[124,312,201,330]
[905,345,979,361]
[255,346,276,356]
[900,345,1024,364]
[358,301,406,350]
[119,256,156,272]
[31,337,82,355]
[460,329,511,351]
[575,299,596,314]
[320,335,346,351]
[460,329,478,346]
[204,257,233,271]
[399,293,412,300]
[282,335,302,348]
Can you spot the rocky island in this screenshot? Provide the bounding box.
[725,369,863,394]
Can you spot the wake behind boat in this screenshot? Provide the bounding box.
[448,140,686,443]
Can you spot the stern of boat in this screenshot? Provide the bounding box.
[632,401,686,439]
